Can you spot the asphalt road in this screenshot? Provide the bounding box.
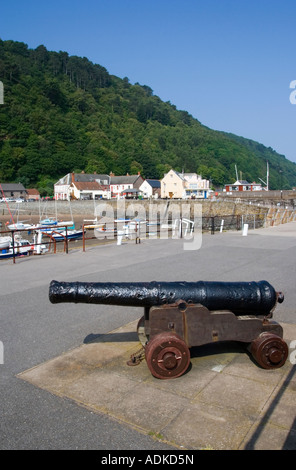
[1,221,295,450]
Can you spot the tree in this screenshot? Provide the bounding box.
[130,160,143,175]
[36,176,55,197]
[43,79,67,109]
[85,158,107,174]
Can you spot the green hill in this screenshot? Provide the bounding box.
[0,39,295,196]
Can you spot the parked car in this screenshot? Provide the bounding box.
[0,197,15,203]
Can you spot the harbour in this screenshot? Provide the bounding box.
[1,199,296,263]
[1,214,296,450]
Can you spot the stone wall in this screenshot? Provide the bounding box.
[1,199,295,231]
[218,189,296,207]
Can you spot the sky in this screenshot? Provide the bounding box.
[1,0,296,164]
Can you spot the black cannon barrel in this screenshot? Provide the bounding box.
[49,280,283,315]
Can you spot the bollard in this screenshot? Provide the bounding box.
[242,223,249,236]
[117,230,124,245]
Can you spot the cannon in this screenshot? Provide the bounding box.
[49,279,288,379]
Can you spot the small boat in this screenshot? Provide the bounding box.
[39,218,58,226]
[42,229,85,241]
[0,237,34,260]
[37,219,75,231]
[94,218,131,235]
[83,218,101,229]
[7,221,34,231]
[0,236,11,249]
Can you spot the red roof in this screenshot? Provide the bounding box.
[27,188,40,195]
[73,181,105,190]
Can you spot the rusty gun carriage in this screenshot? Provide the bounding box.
[49,279,288,379]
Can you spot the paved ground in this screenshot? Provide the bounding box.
[1,221,296,450]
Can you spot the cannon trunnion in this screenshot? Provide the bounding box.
[49,280,288,379]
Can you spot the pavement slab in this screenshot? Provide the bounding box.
[18,320,296,450]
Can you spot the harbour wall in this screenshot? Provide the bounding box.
[2,199,295,232]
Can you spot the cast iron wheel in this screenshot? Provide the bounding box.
[145,332,191,379]
[250,333,288,369]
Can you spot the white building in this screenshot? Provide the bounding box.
[139,179,161,198]
[70,181,110,200]
[183,173,210,198]
[224,180,263,192]
[54,173,111,200]
[110,174,144,198]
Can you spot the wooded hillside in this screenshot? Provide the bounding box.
[0,39,295,195]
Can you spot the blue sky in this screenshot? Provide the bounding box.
[1,0,296,165]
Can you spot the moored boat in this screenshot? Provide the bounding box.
[0,237,34,259]
[0,236,11,250]
[37,219,75,231]
[7,221,34,231]
[43,228,85,240]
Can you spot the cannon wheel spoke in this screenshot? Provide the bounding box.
[250,333,288,369]
[145,332,190,379]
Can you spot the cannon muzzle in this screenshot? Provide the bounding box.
[49,279,282,315]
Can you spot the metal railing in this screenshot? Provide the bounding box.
[0,224,71,263]
[202,214,265,234]
[0,211,288,264]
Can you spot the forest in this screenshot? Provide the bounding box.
[0,39,296,196]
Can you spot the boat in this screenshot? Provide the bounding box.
[94,218,131,235]
[5,202,34,231]
[6,221,34,231]
[37,217,82,240]
[36,218,75,231]
[83,218,101,229]
[41,228,85,241]
[38,218,59,227]
[47,229,84,240]
[0,236,11,250]
[0,237,34,260]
